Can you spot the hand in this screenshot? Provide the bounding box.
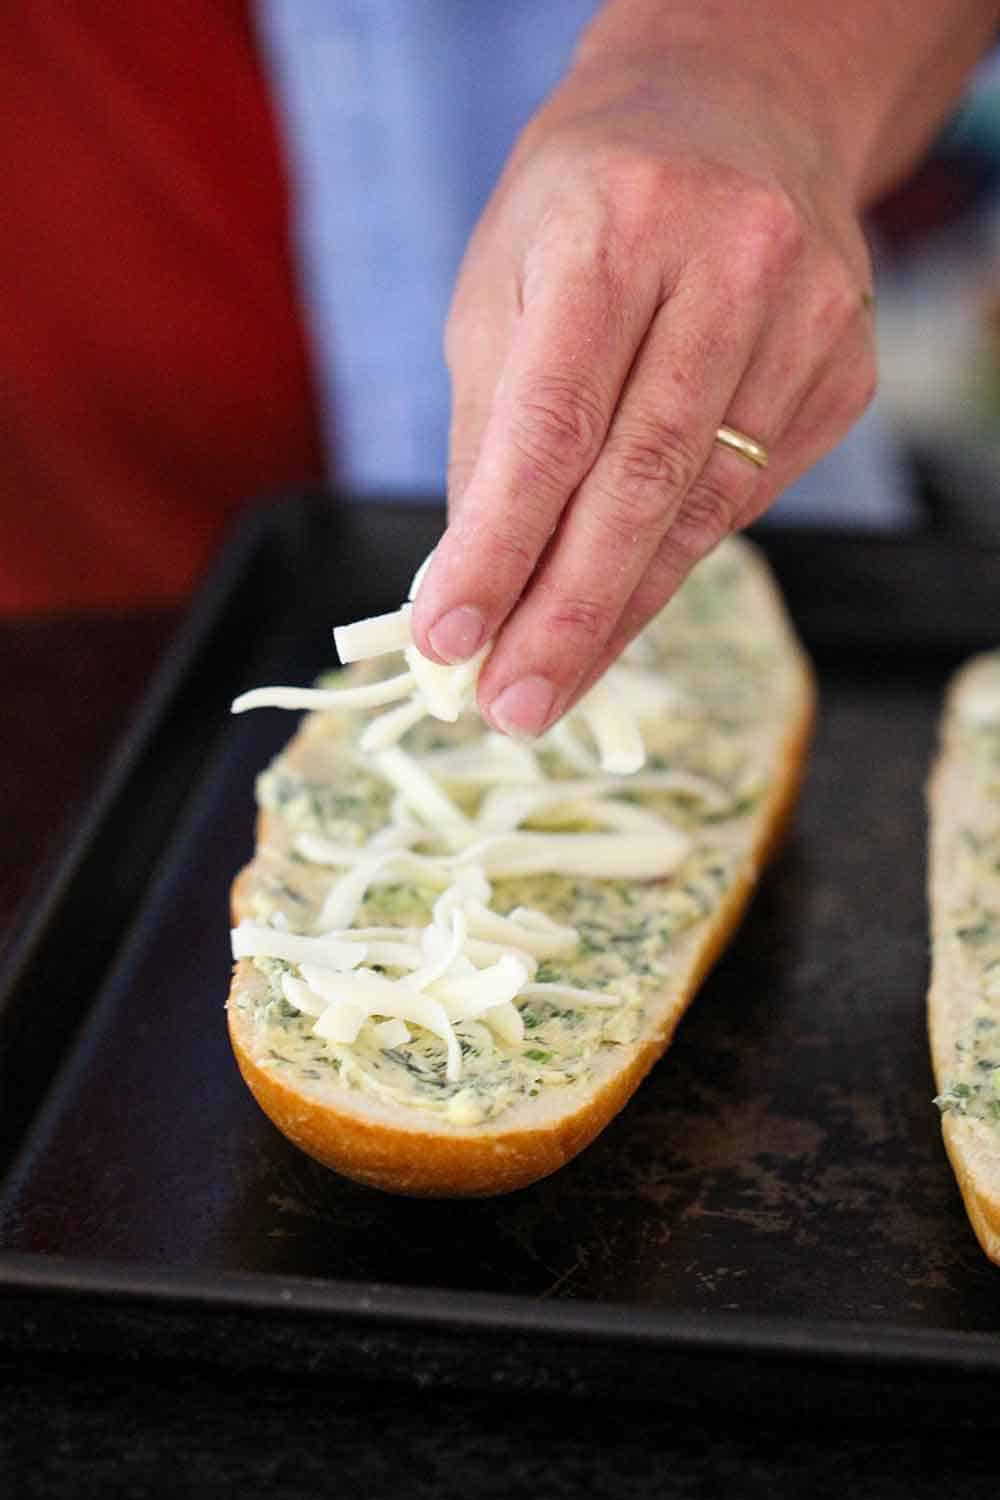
[410,43,876,737]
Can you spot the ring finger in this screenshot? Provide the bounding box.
[475,283,794,735]
[570,303,877,703]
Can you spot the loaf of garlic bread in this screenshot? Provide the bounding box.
[226,537,815,1196]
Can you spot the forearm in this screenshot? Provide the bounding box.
[571,0,1000,206]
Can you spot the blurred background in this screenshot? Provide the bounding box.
[870,47,1000,543]
[5,3,1000,620]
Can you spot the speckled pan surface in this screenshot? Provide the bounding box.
[1,500,999,1408]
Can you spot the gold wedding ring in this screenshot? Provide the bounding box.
[714,423,769,470]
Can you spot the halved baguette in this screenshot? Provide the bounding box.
[226,538,815,1196]
[928,652,1000,1262]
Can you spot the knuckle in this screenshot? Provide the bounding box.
[609,416,703,493]
[750,183,805,265]
[591,418,703,544]
[668,475,743,565]
[725,183,804,290]
[510,373,607,484]
[481,521,546,577]
[543,590,612,647]
[811,261,870,342]
[584,147,677,260]
[592,484,667,553]
[590,145,666,214]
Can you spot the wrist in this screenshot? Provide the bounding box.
[566,0,996,210]
[565,4,879,204]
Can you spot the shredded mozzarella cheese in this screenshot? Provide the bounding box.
[450,830,688,881]
[574,676,646,776]
[371,746,475,843]
[230,544,717,1082]
[334,606,413,664]
[231,672,414,715]
[231,922,367,971]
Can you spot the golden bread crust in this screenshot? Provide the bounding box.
[941,1117,1000,1263]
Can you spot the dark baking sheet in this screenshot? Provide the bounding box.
[2,496,1000,1419]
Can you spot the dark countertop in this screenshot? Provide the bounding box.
[1,603,999,1498]
[3,1349,999,1500]
[0,608,180,961]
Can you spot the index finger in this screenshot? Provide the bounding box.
[410,251,660,666]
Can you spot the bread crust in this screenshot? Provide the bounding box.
[226,545,815,1196]
[940,1117,1000,1262]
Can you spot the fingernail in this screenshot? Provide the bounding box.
[427,605,486,664]
[487,676,556,739]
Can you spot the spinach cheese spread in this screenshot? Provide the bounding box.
[230,539,802,1129]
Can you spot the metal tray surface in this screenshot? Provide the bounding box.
[2,498,999,1413]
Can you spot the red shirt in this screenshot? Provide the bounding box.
[0,1,325,613]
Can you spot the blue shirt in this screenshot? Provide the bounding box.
[256,0,915,528]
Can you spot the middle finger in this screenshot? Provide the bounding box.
[477,275,764,736]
